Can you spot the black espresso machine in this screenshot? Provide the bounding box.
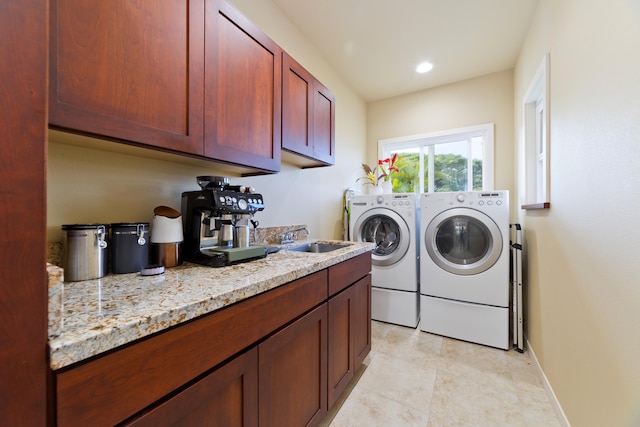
[182,176,266,267]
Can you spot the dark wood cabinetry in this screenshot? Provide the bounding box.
[327,283,354,407]
[282,53,335,167]
[352,275,372,369]
[49,0,205,155]
[49,0,334,173]
[49,0,282,172]
[327,254,372,407]
[53,255,370,427]
[312,79,336,165]
[128,348,259,427]
[259,305,327,427]
[0,0,48,425]
[56,271,327,426]
[205,0,282,172]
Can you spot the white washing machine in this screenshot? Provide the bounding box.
[420,191,510,349]
[350,193,419,328]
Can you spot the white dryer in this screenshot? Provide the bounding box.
[420,191,510,349]
[350,193,419,328]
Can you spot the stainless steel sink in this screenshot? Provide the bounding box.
[285,243,349,253]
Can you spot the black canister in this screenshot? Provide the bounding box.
[111,223,149,274]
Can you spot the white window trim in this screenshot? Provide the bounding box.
[523,53,550,205]
[378,123,495,193]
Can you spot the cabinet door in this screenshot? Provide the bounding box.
[282,53,313,158]
[49,0,204,155]
[327,286,354,408]
[327,274,372,408]
[282,53,335,167]
[259,304,327,427]
[126,347,258,427]
[352,275,372,369]
[205,0,281,172]
[312,80,335,165]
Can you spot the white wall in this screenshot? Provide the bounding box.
[514,0,640,425]
[47,0,367,243]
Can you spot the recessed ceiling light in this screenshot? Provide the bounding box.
[416,62,433,74]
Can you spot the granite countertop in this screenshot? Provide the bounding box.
[48,240,373,370]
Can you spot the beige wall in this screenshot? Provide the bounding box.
[514,0,640,425]
[367,69,515,200]
[48,0,640,424]
[47,0,367,243]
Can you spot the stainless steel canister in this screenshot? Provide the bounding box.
[61,224,109,281]
[111,223,149,274]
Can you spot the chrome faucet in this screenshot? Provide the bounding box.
[279,226,309,244]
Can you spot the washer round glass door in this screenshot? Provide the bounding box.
[425,208,502,275]
[353,208,409,266]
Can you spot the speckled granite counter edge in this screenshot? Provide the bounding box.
[49,240,374,370]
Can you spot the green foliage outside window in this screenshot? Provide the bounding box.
[389,153,483,193]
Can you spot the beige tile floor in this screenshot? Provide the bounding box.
[322,321,562,427]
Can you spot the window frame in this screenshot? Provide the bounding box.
[378,123,495,193]
[523,53,550,208]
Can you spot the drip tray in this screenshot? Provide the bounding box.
[207,246,267,264]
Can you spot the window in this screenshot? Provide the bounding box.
[378,123,495,193]
[523,53,550,207]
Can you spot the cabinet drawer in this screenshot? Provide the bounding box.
[55,270,328,427]
[328,252,372,296]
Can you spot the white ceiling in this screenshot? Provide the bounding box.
[271,0,539,102]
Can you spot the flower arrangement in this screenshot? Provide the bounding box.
[358,154,399,186]
[378,154,399,182]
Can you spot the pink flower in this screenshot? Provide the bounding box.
[377,154,399,181]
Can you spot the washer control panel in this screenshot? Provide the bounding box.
[422,191,507,208]
[476,191,505,206]
[374,193,416,208]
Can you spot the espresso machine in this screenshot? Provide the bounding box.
[182,176,266,267]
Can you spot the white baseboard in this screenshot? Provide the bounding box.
[526,337,572,427]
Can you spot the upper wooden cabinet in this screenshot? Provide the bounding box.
[282,53,335,167]
[49,0,205,155]
[49,0,281,173]
[204,0,281,172]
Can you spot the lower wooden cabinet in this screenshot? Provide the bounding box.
[352,275,372,369]
[52,255,371,427]
[127,348,258,427]
[327,283,354,407]
[327,274,371,407]
[259,304,327,427]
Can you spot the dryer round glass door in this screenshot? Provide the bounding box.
[353,208,410,266]
[425,208,502,275]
